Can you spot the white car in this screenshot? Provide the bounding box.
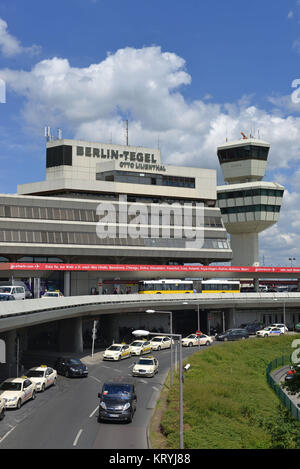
[26,365,57,392]
[132,356,159,378]
[129,339,152,356]
[103,343,131,361]
[42,290,64,298]
[256,326,283,338]
[270,323,288,333]
[150,336,172,351]
[0,377,37,409]
[0,397,5,420]
[182,333,213,347]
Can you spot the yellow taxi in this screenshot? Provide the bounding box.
[42,290,64,298]
[0,397,5,420]
[129,339,152,356]
[132,356,159,378]
[182,333,214,347]
[103,343,131,361]
[150,336,172,351]
[0,376,37,409]
[26,365,57,392]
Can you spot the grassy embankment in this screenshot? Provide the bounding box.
[150,335,300,449]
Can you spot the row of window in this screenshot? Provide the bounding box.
[0,230,230,250]
[217,145,269,163]
[0,205,223,228]
[97,171,196,188]
[217,188,284,200]
[220,205,281,215]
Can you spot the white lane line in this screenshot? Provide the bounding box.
[0,425,16,444]
[89,406,99,418]
[73,429,83,447]
[90,375,101,383]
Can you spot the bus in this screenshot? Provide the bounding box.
[201,280,240,294]
[138,279,194,294]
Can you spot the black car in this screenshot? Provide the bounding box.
[215,328,249,341]
[54,357,88,378]
[98,382,137,423]
[244,323,263,335]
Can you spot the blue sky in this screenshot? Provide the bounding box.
[0,0,300,265]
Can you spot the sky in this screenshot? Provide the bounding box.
[0,0,300,266]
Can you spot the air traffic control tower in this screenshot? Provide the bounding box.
[216,134,284,266]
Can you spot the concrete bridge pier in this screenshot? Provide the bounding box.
[58,317,83,353]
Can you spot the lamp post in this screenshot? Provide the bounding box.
[146,309,173,385]
[289,257,296,267]
[132,329,184,449]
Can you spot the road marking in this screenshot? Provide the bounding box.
[0,425,16,444]
[73,429,83,447]
[89,406,99,418]
[90,375,101,383]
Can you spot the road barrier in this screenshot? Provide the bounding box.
[266,355,300,421]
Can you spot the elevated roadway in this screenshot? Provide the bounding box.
[1,292,300,333]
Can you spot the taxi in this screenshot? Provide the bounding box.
[26,365,57,392]
[129,339,152,356]
[42,290,64,298]
[150,336,172,351]
[103,343,131,361]
[132,356,159,378]
[0,376,37,409]
[182,333,213,347]
[256,326,283,338]
[0,397,5,420]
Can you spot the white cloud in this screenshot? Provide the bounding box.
[0,17,41,57]
[1,45,300,266]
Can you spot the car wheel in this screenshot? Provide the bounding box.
[157,346,161,351]
[65,370,70,378]
[127,412,133,423]
[41,383,45,392]
[118,355,121,361]
[188,342,193,347]
[53,378,57,386]
[0,408,5,420]
[16,399,22,409]
[31,390,36,401]
[205,341,210,346]
[264,334,268,338]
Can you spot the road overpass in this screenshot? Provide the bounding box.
[0,292,300,371]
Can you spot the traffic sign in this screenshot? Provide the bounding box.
[196,330,201,337]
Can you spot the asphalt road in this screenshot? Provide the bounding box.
[0,344,206,449]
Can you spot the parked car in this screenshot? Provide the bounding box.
[270,323,288,333]
[182,333,213,346]
[0,377,36,409]
[244,323,263,335]
[295,323,300,333]
[103,343,131,361]
[0,286,25,300]
[26,365,57,392]
[0,397,5,420]
[42,290,64,298]
[54,357,88,378]
[256,326,283,337]
[150,336,172,350]
[98,382,137,423]
[215,328,249,341]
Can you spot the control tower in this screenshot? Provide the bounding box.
[216,133,284,266]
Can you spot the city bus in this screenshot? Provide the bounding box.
[138,279,194,294]
[201,279,240,293]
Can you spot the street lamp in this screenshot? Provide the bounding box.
[146,309,173,385]
[132,329,184,449]
[289,257,296,267]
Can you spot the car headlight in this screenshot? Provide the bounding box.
[7,397,17,402]
[100,401,107,410]
[70,367,77,371]
[123,402,130,411]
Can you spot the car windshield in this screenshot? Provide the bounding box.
[264,327,272,331]
[186,335,196,338]
[151,338,162,342]
[0,382,22,391]
[45,292,58,296]
[107,345,122,351]
[67,359,82,365]
[27,370,44,378]
[137,359,154,365]
[0,287,12,293]
[102,384,132,399]
[131,341,143,347]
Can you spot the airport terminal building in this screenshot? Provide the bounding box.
[0,137,232,295]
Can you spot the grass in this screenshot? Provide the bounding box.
[150,335,300,449]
